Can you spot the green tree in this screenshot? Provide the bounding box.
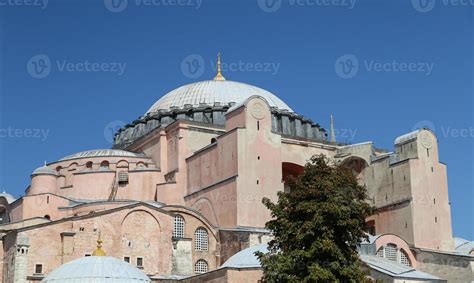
[256,155,374,282]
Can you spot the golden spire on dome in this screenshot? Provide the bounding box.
[92,234,106,256]
[213,52,226,81]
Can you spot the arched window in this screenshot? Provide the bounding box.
[44,215,51,220]
[376,244,412,267]
[194,227,208,251]
[385,244,397,262]
[136,162,147,169]
[85,161,93,170]
[194,259,208,274]
[100,161,109,170]
[173,215,185,239]
[400,249,411,266]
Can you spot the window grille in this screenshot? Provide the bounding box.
[118,171,129,184]
[194,259,208,274]
[400,250,411,266]
[195,227,209,251]
[173,215,185,238]
[385,244,397,262]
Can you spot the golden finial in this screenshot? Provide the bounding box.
[92,234,106,256]
[213,52,226,81]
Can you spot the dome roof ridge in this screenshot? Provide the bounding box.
[146,79,292,114]
[59,149,146,162]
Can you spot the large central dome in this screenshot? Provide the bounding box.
[146,80,293,114]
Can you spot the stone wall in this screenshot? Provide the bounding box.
[414,248,474,282]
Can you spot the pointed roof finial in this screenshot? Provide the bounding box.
[44,161,47,166]
[213,52,226,81]
[92,233,106,256]
[330,114,336,143]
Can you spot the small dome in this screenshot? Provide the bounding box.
[0,191,16,204]
[221,244,268,269]
[146,80,293,114]
[42,256,150,282]
[32,165,57,176]
[59,149,146,161]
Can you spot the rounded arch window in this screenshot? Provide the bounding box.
[194,259,208,274]
[44,215,51,220]
[211,138,217,144]
[173,215,185,239]
[100,161,109,170]
[55,166,62,173]
[376,244,412,267]
[400,249,411,266]
[85,161,93,170]
[194,227,209,251]
[136,162,147,169]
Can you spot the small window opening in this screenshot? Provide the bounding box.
[35,264,43,274]
[136,257,143,268]
[124,257,130,263]
[257,121,260,131]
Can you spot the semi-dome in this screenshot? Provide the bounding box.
[146,80,293,114]
[59,149,146,161]
[221,244,268,269]
[0,191,16,204]
[42,256,150,282]
[32,165,57,176]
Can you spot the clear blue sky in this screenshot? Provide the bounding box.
[0,0,472,239]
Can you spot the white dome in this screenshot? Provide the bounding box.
[146,80,293,114]
[42,256,150,282]
[59,149,146,161]
[0,191,16,204]
[221,244,268,269]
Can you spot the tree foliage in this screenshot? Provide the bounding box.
[256,155,375,282]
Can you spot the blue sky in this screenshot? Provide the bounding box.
[0,0,472,239]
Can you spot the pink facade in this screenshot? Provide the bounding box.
[0,75,470,282]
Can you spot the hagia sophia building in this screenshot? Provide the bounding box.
[0,55,472,282]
